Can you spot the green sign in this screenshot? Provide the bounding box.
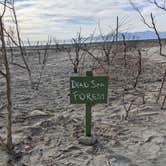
[70,75,108,105]
[70,71,108,137]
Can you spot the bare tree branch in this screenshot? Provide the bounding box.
[10,62,27,69]
[3,27,19,46]
[122,91,136,120]
[0,1,13,9]
[0,0,7,17]
[129,0,153,29]
[0,70,7,77]
[150,12,166,57]
[148,0,166,11]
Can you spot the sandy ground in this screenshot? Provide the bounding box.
[0,43,166,166]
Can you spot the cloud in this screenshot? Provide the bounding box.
[2,0,166,41]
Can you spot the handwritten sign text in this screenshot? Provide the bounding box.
[70,76,108,104]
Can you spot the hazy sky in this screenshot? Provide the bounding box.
[3,0,166,41]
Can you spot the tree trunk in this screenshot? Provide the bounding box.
[0,17,13,150]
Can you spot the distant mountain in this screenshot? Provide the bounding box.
[62,31,166,44]
[23,31,166,46]
[89,31,166,42]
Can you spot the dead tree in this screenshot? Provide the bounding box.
[3,1,51,89]
[2,0,33,86]
[122,92,136,120]
[34,40,51,90]
[129,1,166,57]
[115,16,119,42]
[98,16,128,67]
[150,13,166,57]
[130,1,166,107]
[6,26,15,63]
[36,41,42,64]
[53,37,61,52]
[153,34,166,106]
[98,22,116,66]
[67,31,87,73]
[156,69,166,103]
[133,49,142,89]
[0,0,13,150]
[122,33,127,67]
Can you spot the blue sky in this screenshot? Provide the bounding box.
[3,0,166,41]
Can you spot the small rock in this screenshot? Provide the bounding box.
[63,145,80,152]
[111,139,120,146]
[153,136,164,145]
[24,145,31,152]
[107,153,134,166]
[78,136,97,146]
[30,110,47,116]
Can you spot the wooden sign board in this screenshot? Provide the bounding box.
[70,76,108,105]
[70,71,108,137]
